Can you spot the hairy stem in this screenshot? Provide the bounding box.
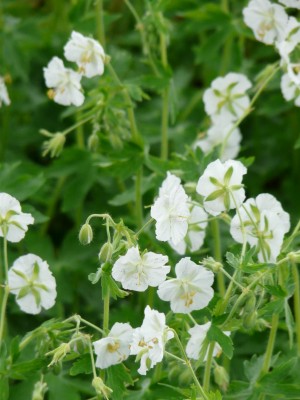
[292,262,300,356]
[203,342,215,392]
[211,219,226,297]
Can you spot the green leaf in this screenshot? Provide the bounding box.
[69,354,92,376]
[106,364,134,400]
[263,285,287,298]
[259,299,284,318]
[226,252,240,269]
[207,325,233,359]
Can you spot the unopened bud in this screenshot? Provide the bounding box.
[243,311,257,330]
[92,377,113,399]
[32,380,48,400]
[244,293,256,313]
[214,364,229,392]
[88,133,99,152]
[42,133,66,158]
[109,133,123,150]
[202,257,222,273]
[79,223,93,245]
[98,242,113,263]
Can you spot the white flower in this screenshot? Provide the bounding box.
[64,31,105,78]
[150,172,190,245]
[195,117,242,161]
[43,57,84,106]
[8,254,57,314]
[203,73,252,123]
[276,17,300,59]
[157,258,214,314]
[112,246,170,292]
[0,76,10,107]
[93,322,133,369]
[0,193,34,243]
[243,0,288,45]
[279,0,300,9]
[196,159,247,216]
[230,193,290,262]
[130,306,174,375]
[281,73,300,106]
[169,204,208,255]
[186,322,230,361]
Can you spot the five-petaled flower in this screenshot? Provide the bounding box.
[64,31,105,78]
[157,258,214,314]
[112,246,170,292]
[8,254,57,314]
[196,159,247,216]
[151,172,190,245]
[0,193,34,243]
[93,322,133,369]
[43,57,84,106]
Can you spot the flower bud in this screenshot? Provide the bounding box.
[243,311,257,330]
[98,242,113,263]
[79,223,93,245]
[202,257,222,273]
[88,133,99,152]
[32,381,48,400]
[288,251,300,263]
[244,293,256,313]
[214,364,229,392]
[92,377,113,399]
[47,343,71,366]
[42,133,66,158]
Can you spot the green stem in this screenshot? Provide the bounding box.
[106,63,141,144]
[135,167,143,229]
[95,0,105,46]
[79,316,105,335]
[89,340,98,379]
[62,115,94,136]
[3,237,8,284]
[135,218,154,238]
[160,31,169,160]
[124,0,159,76]
[203,342,215,392]
[171,329,208,400]
[292,262,300,356]
[75,111,85,149]
[219,267,244,291]
[211,219,226,297]
[102,290,110,335]
[0,285,9,343]
[260,313,279,375]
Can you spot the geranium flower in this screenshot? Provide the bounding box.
[186,322,230,361]
[230,193,290,262]
[157,258,214,314]
[203,73,252,123]
[112,246,170,292]
[0,76,10,107]
[43,57,84,106]
[194,117,242,161]
[279,0,300,8]
[93,323,133,369]
[281,73,300,106]
[169,204,208,255]
[150,172,190,245]
[8,254,57,314]
[64,31,105,78]
[0,193,34,243]
[196,159,247,216]
[130,306,174,375]
[243,0,288,45]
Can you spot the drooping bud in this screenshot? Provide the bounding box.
[87,133,99,152]
[47,343,71,367]
[214,364,229,392]
[202,257,222,273]
[32,380,48,400]
[79,223,93,245]
[244,293,256,313]
[98,242,113,263]
[92,377,113,399]
[243,311,257,330]
[42,132,66,158]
